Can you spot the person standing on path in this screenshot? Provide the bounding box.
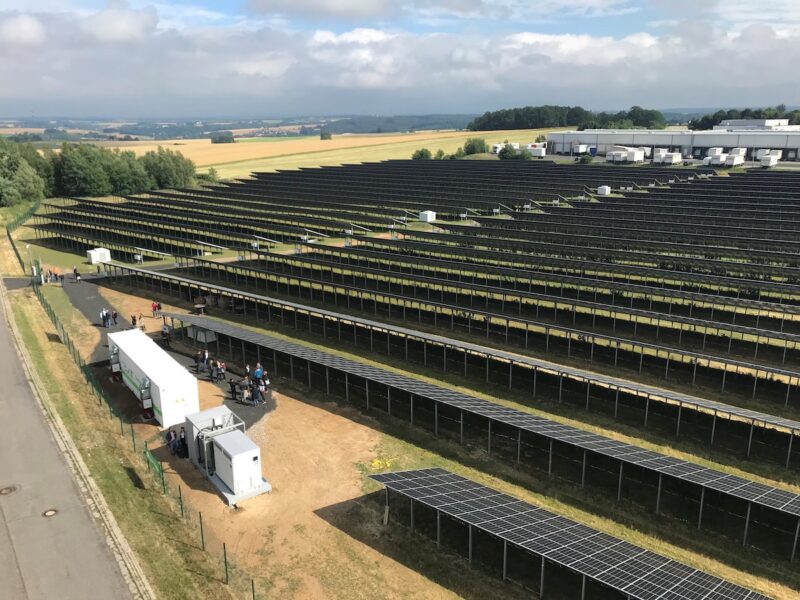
[111,310,117,326]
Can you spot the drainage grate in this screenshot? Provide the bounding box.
[42,509,58,518]
[0,485,18,496]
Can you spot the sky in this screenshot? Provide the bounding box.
[0,0,798,118]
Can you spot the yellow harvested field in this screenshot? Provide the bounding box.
[96,128,565,177]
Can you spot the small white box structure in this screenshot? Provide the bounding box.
[707,147,724,157]
[711,153,729,166]
[637,146,652,158]
[529,147,546,158]
[213,431,263,496]
[525,142,546,150]
[108,329,199,429]
[597,185,612,196]
[760,150,782,167]
[419,210,436,223]
[185,406,271,505]
[572,144,588,154]
[725,154,744,167]
[702,156,713,166]
[729,147,747,157]
[86,247,111,265]
[654,152,682,165]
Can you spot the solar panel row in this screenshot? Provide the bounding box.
[370,468,768,600]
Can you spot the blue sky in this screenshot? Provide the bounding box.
[0,1,798,117]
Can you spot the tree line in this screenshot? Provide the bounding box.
[0,138,197,206]
[467,105,666,131]
[688,104,800,130]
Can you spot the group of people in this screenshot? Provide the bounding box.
[99,307,118,328]
[194,349,226,382]
[44,268,64,284]
[151,301,162,318]
[229,362,271,407]
[166,426,188,458]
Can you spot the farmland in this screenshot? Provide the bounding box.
[95,128,562,178]
[9,160,800,599]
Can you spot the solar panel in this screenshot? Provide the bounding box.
[163,311,800,520]
[371,469,769,600]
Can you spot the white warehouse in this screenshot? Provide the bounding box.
[547,129,800,161]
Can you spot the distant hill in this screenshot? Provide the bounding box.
[467,105,666,131]
[319,114,476,134]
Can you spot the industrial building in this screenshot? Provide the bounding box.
[548,128,800,160]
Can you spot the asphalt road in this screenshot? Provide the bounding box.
[0,295,130,599]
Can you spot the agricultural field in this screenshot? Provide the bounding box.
[94,128,562,178]
[8,160,800,599]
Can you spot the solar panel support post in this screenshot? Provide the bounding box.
[345,373,350,402]
[787,432,794,469]
[613,389,619,420]
[487,420,492,454]
[742,502,752,547]
[468,525,473,564]
[791,517,800,562]
[517,429,522,464]
[533,367,537,398]
[410,499,414,531]
[746,422,754,458]
[710,412,717,446]
[539,557,545,598]
[325,367,330,396]
[436,511,441,547]
[502,540,507,581]
[585,382,590,411]
[410,394,414,425]
[508,361,513,390]
[675,404,682,438]
[434,402,438,436]
[655,474,662,515]
[697,487,705,530]
[617,463,624,502]
[580,575,587,600]
[644,395,650,427]
[581,450,587,488]
[459,410,464,444]
[548,440,553,477]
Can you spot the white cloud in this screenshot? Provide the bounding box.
[0,14,46,46]
[248,0,396,20]
[81,0,158,42]
[0,4,798,117]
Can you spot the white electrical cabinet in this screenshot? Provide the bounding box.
[212,431,263,496]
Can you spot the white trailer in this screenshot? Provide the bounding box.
[108,329,199,429]
[711,153,729,166]
[761,155,780,167]
[729,147,747,157]
[525,142,546,150]
[529,147,546,158]
[725,154,745,167]
[86,247,111,265]
[707,147,724,157]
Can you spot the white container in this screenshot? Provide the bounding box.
[419,210,436,223]
[572,144,588,154]
[108,329,199,429]
[525,142,546,150]
[725,154,745,166]
[212,430,263,496]
[530,147,546,158]
[664,153,682,164]
[702,156,713,166]
[761,155,779,167]
[707,147,724,157]
[492,143,504,154]
[729,147,747,157]
[86,247,111,265]
[626,150,645,162]
[711,153,728,166]
[756,149,771,159]
[597,185,612,196]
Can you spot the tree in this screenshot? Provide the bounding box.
[210,131,235,144]
[320,131,332,140]
[11,159,45,204]
[578,154,593,164]
[434,149,446,160]
[452,147,466,159]
[53,144,113,196]
[411,148,432,160]
[462,138,488,155]
[535,134,547,143]
[140,147,196,189]
[197,167,220,184]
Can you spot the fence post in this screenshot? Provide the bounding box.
[223,542,229,584]
[252,579,256,600]
[160,462,166,494]
[144,442,150,471]
[199,512,205,551]
[130,424,136,451]
[119,416,124,435]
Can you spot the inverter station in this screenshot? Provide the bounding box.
[32,160,800,598]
